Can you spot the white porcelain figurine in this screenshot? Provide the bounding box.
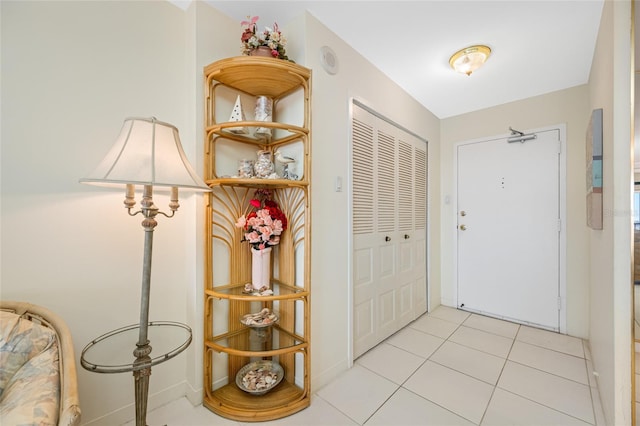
[274,150,297,180]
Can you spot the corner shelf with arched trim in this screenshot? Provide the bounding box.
[202,56,312,422]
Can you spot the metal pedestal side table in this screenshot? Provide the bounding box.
[81,321,192,426]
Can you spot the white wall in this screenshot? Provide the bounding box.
[302,14,441,390]
[440,85,591,338]
[587,0,633,423]
[2,1,634,424]
[183,0,239,404]
[0,1,211,423]
[0,1,441,421]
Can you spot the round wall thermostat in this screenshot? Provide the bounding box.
[320,46,338,75]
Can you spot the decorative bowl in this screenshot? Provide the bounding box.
[239,308,279,328]
[235,360,284,395]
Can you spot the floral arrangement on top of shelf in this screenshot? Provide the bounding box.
[236,189,288,295]
[241,15,292,61]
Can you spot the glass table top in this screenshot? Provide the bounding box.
[81,321,192,374]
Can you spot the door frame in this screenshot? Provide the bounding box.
[347,97,430,366]
[452,124,567,333]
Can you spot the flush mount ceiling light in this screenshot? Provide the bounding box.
[449,45,492,76]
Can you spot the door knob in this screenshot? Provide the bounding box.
[404,234,410,239]
[459,224,467,231]
[385,236,391,242]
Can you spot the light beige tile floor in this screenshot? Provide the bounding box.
[128,306,607,426]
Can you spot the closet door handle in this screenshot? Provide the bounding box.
[404,234,410,239]
[385,236,391,242]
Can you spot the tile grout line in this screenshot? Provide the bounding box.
[584,339,602,426]
[357,308,598,426]
[398,385,482,425]
[360,386,403,425]
[359,309,476,424]
[313,391,366,426]
[491,387,598,426]
[476,323,520,426]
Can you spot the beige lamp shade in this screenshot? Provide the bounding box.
[80,117,209,191]
[449,45,492,76]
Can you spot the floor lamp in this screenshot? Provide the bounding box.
[79,117,210,426]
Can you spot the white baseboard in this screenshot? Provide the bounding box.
[439,298,456,309]
[184,380,202,407]
[312,358,349,393]
[83,381,190,426]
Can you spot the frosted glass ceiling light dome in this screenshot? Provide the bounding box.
[449,45,492,76]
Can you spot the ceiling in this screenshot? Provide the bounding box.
[203,0,605,119]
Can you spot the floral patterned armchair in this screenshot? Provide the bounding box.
[0,301,81,426]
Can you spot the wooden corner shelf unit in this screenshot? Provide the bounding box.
[202,56,311,422]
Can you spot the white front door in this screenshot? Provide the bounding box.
[456,128,561,331]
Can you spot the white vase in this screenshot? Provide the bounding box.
[251,247,272,290]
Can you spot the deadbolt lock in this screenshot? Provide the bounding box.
[459,224,467,231]
[460,211,467,216]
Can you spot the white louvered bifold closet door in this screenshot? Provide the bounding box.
[352,103,427,358]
